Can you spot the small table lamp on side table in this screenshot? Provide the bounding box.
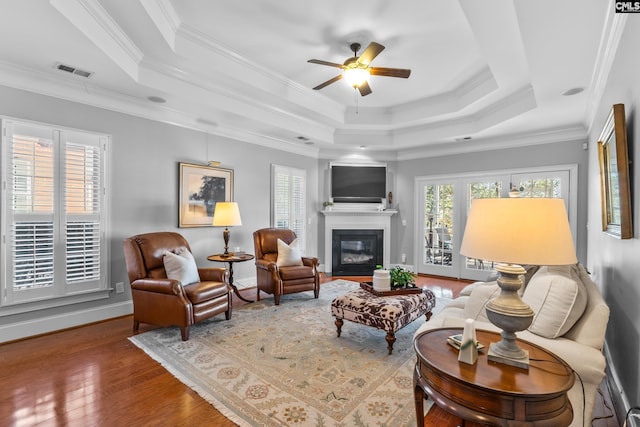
[212,202,242,256]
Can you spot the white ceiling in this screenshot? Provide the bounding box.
[0,0,614,159]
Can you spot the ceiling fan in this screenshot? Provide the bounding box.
[308,42,411,96]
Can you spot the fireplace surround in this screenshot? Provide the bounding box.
[321,207,397,275]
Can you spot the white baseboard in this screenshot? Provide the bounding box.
[0,301,133,344]
[390,263,417,272]
[603,341,633,423]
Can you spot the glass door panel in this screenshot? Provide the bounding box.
[417,167,575,281]
[511,170,568,200]
[419,181,458,276]
[511,169,575,246]
[462,176,507,281]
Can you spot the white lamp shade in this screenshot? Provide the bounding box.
[460,198,577,266]
[212,202,242,227]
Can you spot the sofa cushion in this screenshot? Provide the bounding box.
[463,281,500,322]
[276,238,304,267]
[523,265,587,339]
[563,264,610,350]
[163,248,200,285]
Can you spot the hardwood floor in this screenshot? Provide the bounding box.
[0,274,619,426]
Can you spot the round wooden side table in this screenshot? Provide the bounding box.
[413,327,574,427]
[207,253,255,303]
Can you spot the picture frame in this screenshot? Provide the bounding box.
[597,104,633,239]
[179,162,234,228]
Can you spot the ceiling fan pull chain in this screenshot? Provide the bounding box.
[355,88,359,114]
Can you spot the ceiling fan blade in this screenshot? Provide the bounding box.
[369,67,411,78]
[308,59,345,69]
[357,42,385,66]
[358,81,372,96]
[312,74,343,90]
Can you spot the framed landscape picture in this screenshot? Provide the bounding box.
[597,104,633,239]
[179,162,234,227]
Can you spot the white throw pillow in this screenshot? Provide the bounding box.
[276,238,304,267]
[163,248,200,285]
[522,265,587,339]
[463,281,500,323]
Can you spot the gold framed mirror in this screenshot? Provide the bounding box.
[597,104,633,239]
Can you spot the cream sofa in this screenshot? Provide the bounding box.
[414,264,610,427]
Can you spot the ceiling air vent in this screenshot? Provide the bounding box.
[54,63,93,78]
[296,136,314,145]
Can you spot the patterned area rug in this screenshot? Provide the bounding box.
[129,280,449,426]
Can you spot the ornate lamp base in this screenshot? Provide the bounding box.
[485,263,534,370]
[221,227,231,256]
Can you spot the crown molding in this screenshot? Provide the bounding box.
[1,58,563,162]
[138,59,337,143]
[585,7,627,133]
[212,127,320,158]
[334,84,536,148]
[0,60,316,156]
[394,124,587,161]
[344,66,499,126]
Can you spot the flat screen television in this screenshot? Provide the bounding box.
[330,164,386,203]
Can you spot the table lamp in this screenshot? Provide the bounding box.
[459,198,577,369]
[212,202,242,256]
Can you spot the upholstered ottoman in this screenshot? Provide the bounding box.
[331,286,436,354]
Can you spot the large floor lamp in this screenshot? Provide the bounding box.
[459,198,577,369]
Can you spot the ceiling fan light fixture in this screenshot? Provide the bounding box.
[343,67,369,88]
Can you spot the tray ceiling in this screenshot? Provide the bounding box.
[0,0,615,158]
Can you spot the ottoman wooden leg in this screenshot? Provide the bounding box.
[335,318,343,337]
[425,311,432,322]
[385,331,396,354]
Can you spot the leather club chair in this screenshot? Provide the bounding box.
[253,228,320,305]
[123,231,232,341]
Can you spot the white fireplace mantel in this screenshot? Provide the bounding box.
[321,209,397,273]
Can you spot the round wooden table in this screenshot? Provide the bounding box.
[207,253,255,303]
[413,327,574,427]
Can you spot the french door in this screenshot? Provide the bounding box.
[416,166,576,280]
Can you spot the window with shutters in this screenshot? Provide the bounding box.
[1,118,109,308]
[271,164,306,252]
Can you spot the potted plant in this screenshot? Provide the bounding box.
[389,266,417,289]
[322,201,333,211]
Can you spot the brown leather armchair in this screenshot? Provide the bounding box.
[253,228,320,305]
[123,232,232,341]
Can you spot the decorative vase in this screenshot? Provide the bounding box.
[458,318,478,365]
[373,270,391,291]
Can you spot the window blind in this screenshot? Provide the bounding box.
[2,120,108,306]
[272,165,306,252]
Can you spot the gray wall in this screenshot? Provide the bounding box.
[586,20,640,407]
[0,85,319,331]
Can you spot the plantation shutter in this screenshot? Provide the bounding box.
[2,120,108,306]
[64,138,102,284]
[273,166,290,229]
[271,165,306,252]
[10,125,56,291]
